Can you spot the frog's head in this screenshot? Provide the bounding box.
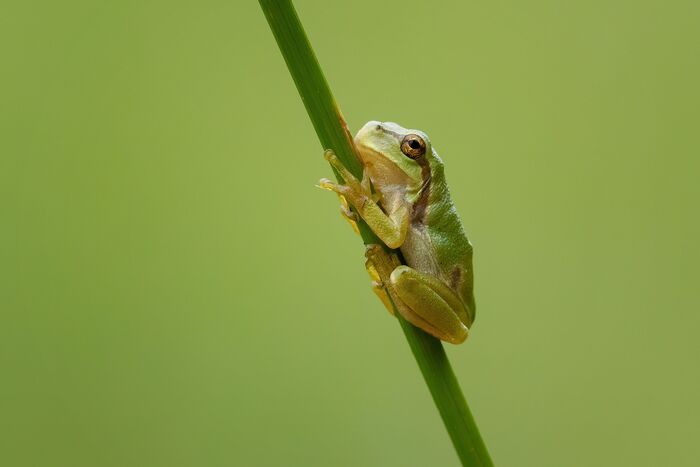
[354,121,433,194]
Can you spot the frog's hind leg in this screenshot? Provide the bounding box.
[389,266,470,344]
[364,245,469,344]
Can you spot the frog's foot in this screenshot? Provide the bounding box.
[365,252,395,315]
[365,244,470,345]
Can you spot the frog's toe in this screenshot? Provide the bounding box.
[318,178,337,191]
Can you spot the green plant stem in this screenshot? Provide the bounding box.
[258,1,493,465]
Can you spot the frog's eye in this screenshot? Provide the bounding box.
[400,134,426,159]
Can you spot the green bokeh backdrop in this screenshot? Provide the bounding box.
[2,1,699,466]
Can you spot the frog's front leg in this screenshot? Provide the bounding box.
[365,245,471,345]
[319,150,409,249]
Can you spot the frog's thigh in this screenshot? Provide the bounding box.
[390,266,470,344]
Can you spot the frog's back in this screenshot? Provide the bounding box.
[400,150,475,314]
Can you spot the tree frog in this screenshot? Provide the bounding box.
[319,121,475,344]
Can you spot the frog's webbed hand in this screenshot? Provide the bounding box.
[365,245,471,345]
[319,150,408,249]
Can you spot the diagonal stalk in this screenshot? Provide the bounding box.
[258,1,493,465]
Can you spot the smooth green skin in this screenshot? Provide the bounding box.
[321,121,475,344]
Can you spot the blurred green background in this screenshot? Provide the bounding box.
[2,0,699,466]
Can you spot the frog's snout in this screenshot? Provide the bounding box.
[355,121,382,148]
[358,120,383,135]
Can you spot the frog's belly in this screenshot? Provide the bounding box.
[399,226,444,281]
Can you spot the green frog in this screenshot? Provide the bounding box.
[320,121,475,344]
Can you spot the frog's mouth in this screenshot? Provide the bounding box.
[355,144,409,186]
